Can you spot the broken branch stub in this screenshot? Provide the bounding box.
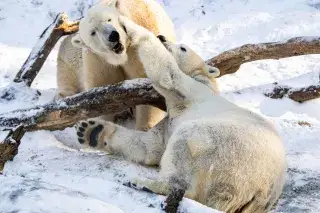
[265,83,320,102]
[13,13,80,86]
[0,125,25,171]
[0,79,166,132]
[207,37,320,77]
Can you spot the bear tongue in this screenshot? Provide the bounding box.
[112,43,124,54]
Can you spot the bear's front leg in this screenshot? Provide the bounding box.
[76,118,167,165]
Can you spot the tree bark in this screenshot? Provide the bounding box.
[265,83,320,102]
[0,126,25,172]
[13,13,79,86]
[207,37,320,77]
[0,79,165,132]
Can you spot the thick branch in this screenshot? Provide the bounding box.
[265,83,320,102]
[207,37,320,77]
[0,79,165,132]
[13,13,80,86]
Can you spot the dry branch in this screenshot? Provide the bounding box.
[265,83,320,102]
[207,37,320,77]
[0,126,25,171]
[13,13,79,86]
[0,79,165,132]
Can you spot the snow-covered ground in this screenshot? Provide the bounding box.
[0,0,320,212]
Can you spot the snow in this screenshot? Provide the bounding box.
[0,0,320,212]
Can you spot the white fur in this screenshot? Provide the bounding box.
[76,16,286,212]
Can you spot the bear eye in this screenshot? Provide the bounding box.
[108,19,112,22]
[91,31,96,36]
[180,47,187,52]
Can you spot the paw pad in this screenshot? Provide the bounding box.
[76,120,105,148]
[81,122,88,128]
[89,124,103,147]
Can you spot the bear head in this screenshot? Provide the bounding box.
[72,1,129,65]
[157,35,220,92]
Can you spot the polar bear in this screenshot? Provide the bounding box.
[75,16,286,212]
[55,0,180,131]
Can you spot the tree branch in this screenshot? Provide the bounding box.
[265,83,320,102]
[13,13,80,86]
[207,37,320,77]
[0,79,165,132]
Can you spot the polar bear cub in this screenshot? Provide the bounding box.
[76,16,286,213]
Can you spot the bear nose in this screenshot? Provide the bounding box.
[157,35,166,42]
[109,31,120,42]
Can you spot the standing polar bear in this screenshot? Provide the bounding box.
[56,0,185,131]
[76,16,286,213]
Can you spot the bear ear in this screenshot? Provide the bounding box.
[108,0,119,8]
[206,65,220,78]
[71,34,86,48]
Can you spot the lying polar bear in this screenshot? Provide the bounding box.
[75,16,287,213]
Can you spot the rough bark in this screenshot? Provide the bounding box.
[0,79,165,132]
[13,13,80,86]
[207,37,320,77]
[265,83,320,103]
[0,126,25,172]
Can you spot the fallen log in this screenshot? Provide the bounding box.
[13,13,79,86]
[0,79,165,132]
[207,37,320,77]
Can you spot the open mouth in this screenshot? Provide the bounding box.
[112,42,124,54]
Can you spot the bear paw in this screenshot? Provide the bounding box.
[76,119,105,148]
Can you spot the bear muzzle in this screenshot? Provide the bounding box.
[112,42,124,54]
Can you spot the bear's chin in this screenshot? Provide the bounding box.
[112,42,124,54]
[104,51,128,66]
